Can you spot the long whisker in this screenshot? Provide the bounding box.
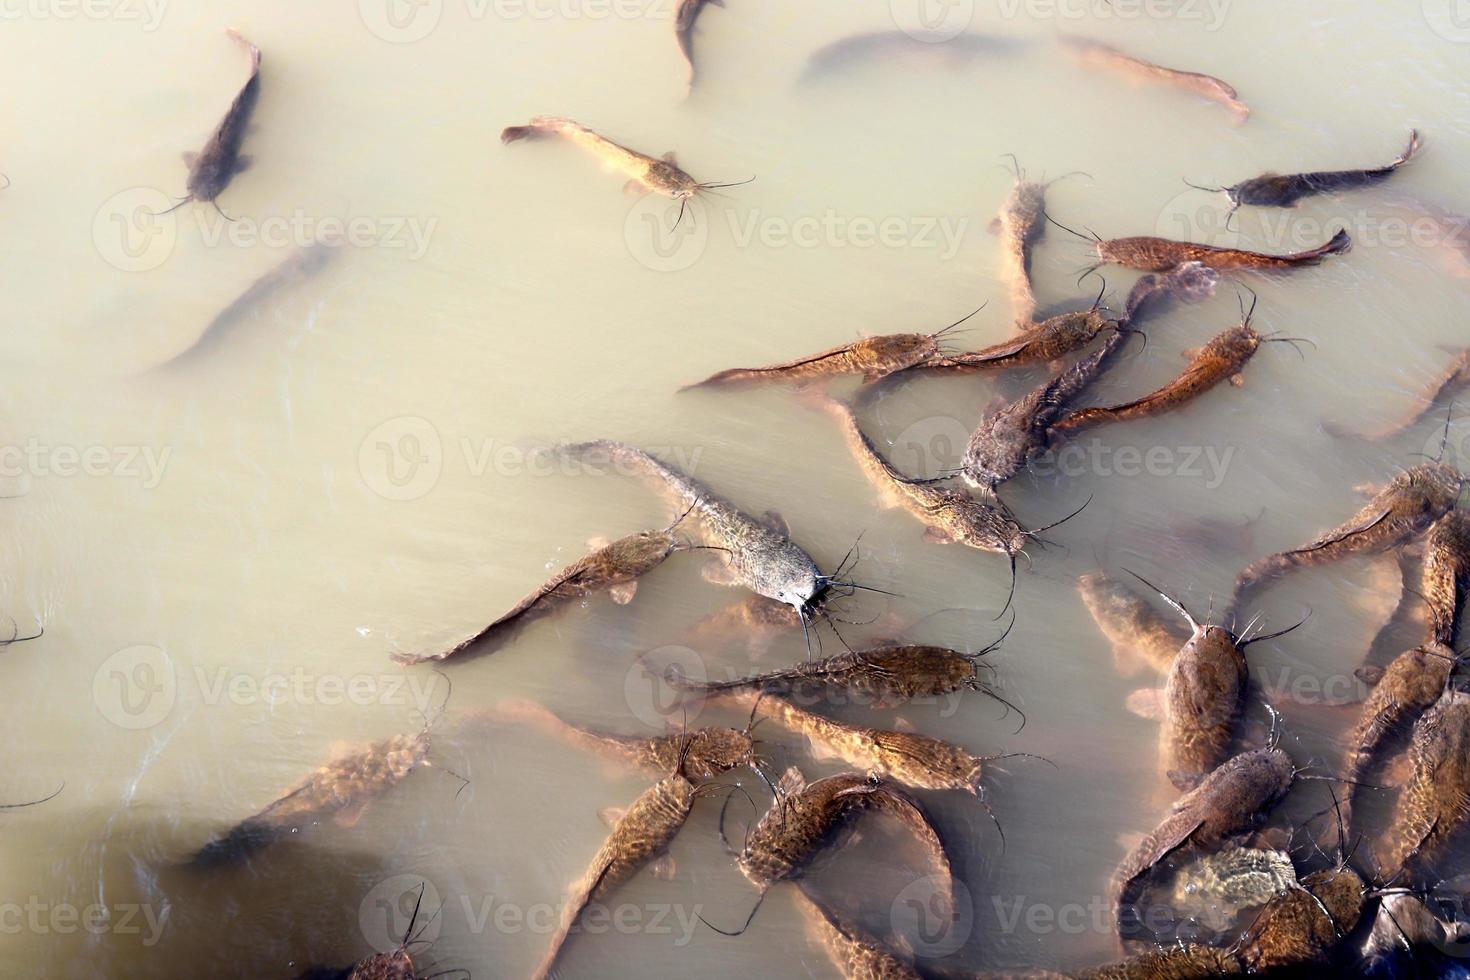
[1238,610,1311,649]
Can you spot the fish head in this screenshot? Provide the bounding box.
[939,493,1025,555]
[766,550,824,614]
[686,726,756,775]
[1304,866,1368,935]
[348,949,416,980]
[647,160,700,199]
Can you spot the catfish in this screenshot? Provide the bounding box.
[1120,261,1220,326]
[1058,35,1249,123]
[1359,890,1470,978]
[1377,689,1470,884]
[921,306,1113,373]
[1329,346,1470,443]
[1420,508,1470,647]
[170,29,261,214]
[1072,945,1245,979]
[1233,865,1366,972]
[793,885,922,980]
[674,0,723,90]
[1189,131,1420,214]
[1062,225,1353,275]
[991,159,1086,327]
[1078,570,1188,678]
[681,327,958,389]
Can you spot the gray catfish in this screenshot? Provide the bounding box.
[1189,131,1420,215]
[170,29,261,214]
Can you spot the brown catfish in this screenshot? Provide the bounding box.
[1120,262,1220,326]
[1360,891,1470,976]
[663,641,1000,709]
[1051,297,1291,437]
[734,768,953,913]
[991,160,1085,327]
[492,698,754,781]
[793,886,923,980]
[146,242,338,373]
[175,29,261,212]
[1233,865,1366,972]
[1075,227,1353,274]
[1422,509,1470,646]
[1058,35,1249,123]
[557,441,828,615]
[809,393,1030,563]
[1073,945,1245,979]
[323,886,432,980]
[501,116,744,213]
[960,326,1129,490]
[1336,643,1455,836]
[682,328,956,389]
[1329,346,1470,442]
[717,688,994,794]
[395,515,694,666]
[1229,461,1465,619]
[1122,573,1300,791]
[1114,746,1297,924]
[674,0,723,89]
[682,593,802,657]
[190,728,433,867]
[1078,571,1188,678]
[531,747,712,980]
[922,307,1112,373]
[1378,689,1470,883]
[1191,131,1420,212]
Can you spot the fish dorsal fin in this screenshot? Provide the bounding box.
[182,150,199,167]
[598,806,627,828]
[891,716,917,734]
[1125,688,1166,721]
[923,526,955,545]
[776,766,806,798]
[761,510,790,536]
[587,535,613,551]
[662,151,679,166]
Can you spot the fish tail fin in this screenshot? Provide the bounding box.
[1399,129,1422,166]
[224,28,261,71]
[1325,227,1353,255]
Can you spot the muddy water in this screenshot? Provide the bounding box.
[1,1,1469,977]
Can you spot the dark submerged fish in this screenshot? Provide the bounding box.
[1191,131,1420,212]
[674,0,723,90]
[169,29,261,214]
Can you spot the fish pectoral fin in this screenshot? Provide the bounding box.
[922,526,955,545]
[181,151,199,167]
[608,581,639,605]
[647,853,677,880]
[1181,347,1201,360]
[987,216,1002,235]
[623,179,647,197]
[598,806,627,828]
[701,556,739,586]
[776,765,806,798]
[332,801,370,828]
[1124,688,1166,721]
[1229,373,1246,388]
[760,510,790,536]
[1354,664,1385,687]
[662,152,679,166]
[233,154,254,174]
[586,535,613,551]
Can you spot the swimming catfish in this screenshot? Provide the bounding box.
[1058,35,1250,123]
[169,29,261,214]
[1190,131,1420,215]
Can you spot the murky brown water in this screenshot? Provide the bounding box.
[3,1,1470,977]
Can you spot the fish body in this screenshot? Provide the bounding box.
[674,0,723,88]
[925,309,1111,373]
[1421,509,1470,646]
[1158,624,1249,791]
[1334,347,1470,442]
[1059,35,1249,123]
[794,886,923,980]
[685,333,945,388]
[1094,229,1352,272]
[1073,945,1245,979]
[501,116,700,199]
[183,29,261,204]
[1078,572,1188,678]
[1378,689,1470,882]
[1121,262,1220,326]
[1235,866,1366,971]
[1219,131,1420,209]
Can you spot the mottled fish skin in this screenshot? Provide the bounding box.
[1072,944,1245,979]
[1337,643,1455,836]
[501,116,701,199]
[183,29,261,204]
[1158,623,1250,792]
[1051,322,1263,438]
[1121,262,1220,326]
[961,327,1128,490]
[812,394,1026,555]
[684,332,946,388]
[922,309,1111,373]
[793,886,923,980]
[1421,509,1470,647]
[532,770,700,980]
[1058,35,1249,123]
[557,440,824,611]
[1078,571,1188,678]
[396,525,685,665]
[1360,891,1470,978]
[1235,866,1366,972]
[1114,747,1295,921]
[719,689,989,793]
[1228,462,1464,620]
[1218,131,1420,209]
[674,0,722,89]
[1378,689,1470,883]
[995,173,1050,327]
[191,732,430,866]
[1093,228,1352,273]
